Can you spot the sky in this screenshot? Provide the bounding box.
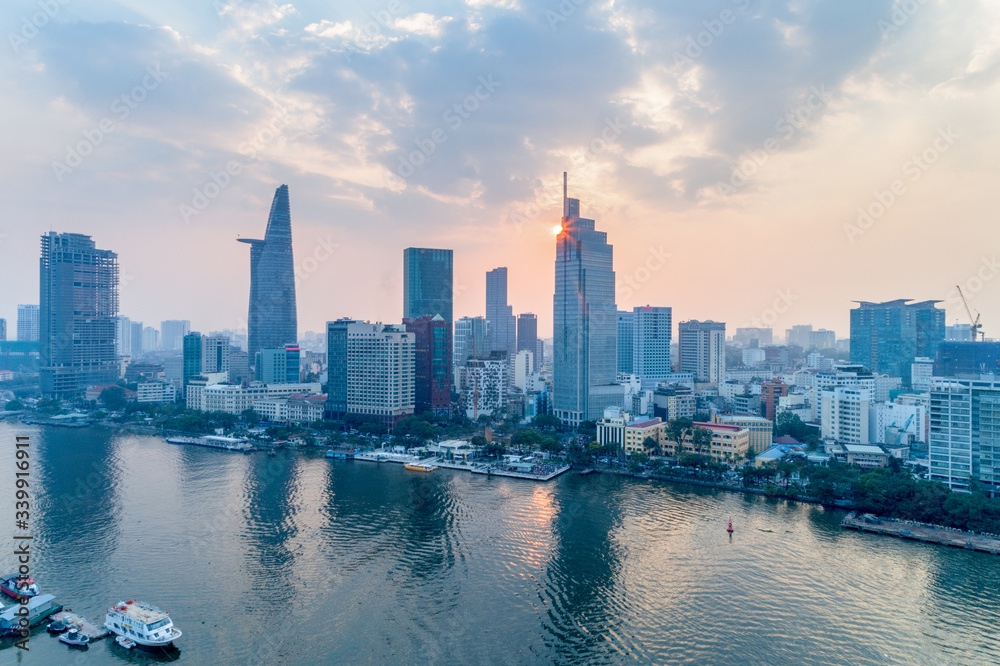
[1,0,998,340]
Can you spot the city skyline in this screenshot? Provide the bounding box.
[1,2,997,338]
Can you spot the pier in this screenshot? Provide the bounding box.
[347,450,569,481]
[841,512,1000,555]
[49,611,111,640]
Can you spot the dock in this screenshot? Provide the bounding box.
[350,450,570,481]
[841,512,1000,555]
[49,610,111,640]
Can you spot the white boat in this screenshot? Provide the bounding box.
[104,599,181,647]
[115,635,137,650]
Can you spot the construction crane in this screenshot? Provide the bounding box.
[956,284,983,342]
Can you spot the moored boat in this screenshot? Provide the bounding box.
[104,599,181,647]
[46,620,68,634]
[0,574,38,599]
[405,463,438,472]
[115,635,137,650]
[58,629,90,647]
[0,594,60,636]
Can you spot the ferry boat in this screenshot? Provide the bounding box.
[104,599,181,647]
[404,462,438,472]
[0,574,39,599]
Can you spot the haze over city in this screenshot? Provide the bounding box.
[2,0,999,338]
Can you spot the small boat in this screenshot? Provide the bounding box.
[727,517,734,534]
[0,574,38,599]
[47,620,68,633]
[267,448,277,457]
[115,635,137,650]
[405,463,437,472]
[59,629,90,647]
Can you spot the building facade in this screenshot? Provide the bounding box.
[929,378,1000,492]
[403,247,453,323]
[16,304,39,342]
[160,320,191,351]
[850,299,945,385]
[404,314,452,416]
[459,352,509,419]
[39,232,120,396]
[239,184,298,365]
[632,306,672,388]
[516,313,538,370]
[616,310,634,374]
[678,320,726,384]
[486,267,516,362]
[553,173,622,425]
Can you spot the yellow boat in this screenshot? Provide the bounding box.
[404,463,437,472]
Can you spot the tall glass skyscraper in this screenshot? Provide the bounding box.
[553,173,622,425]
[240,184,298,366]
[39,232,119,396]
[403,248,453,323]
[486,267,516,360]
[850,299,945,385]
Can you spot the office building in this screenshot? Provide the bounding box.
[404,314,452,416]
[486,267,516,361]
[715,415,774,454]
[850,299,945,385]
[129,321,144,359]
[115,316,132,358]
[632,306,672,388]
[678,320,726,384]
[453,316,489,388]
[929,378,1000,492]
[517,313,538,371]
[202,336,231,376]
[160,320,191,351]
[256,346,300,385]
[617,311,634,374]
[911,357,934,392]
[810,329,836,350]
[933,341,1000,377]
[403,247,453,323]
[229,350,250,384]
[239,184,298,365]
[734,327,772,347]
[553,173,623,425]
[136,380,178,404]
[189,381,322,415]
[785,325,813,348]
[182,332,203,393]
[142,326,159,353]
[326,319,415,427]
[513,349,535,393]
[39,232,119,396]
[16,305,39,342]
[652,384,696,422]
[743,348,766,366]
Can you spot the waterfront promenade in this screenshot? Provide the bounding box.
[841,512,1000,555]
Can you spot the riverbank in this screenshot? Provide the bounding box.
[841,512,1000,555]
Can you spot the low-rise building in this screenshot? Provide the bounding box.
[189,382,322,415]
[825,442,890,468]
[660,422,750,461]
[623,418,665,456]
[715,415,773,454]
[136,380,177,404]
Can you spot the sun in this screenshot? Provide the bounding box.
[552,224,563,235]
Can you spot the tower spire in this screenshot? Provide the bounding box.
[562,172,568,219]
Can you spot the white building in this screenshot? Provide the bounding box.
[807,352,833,372]
[513,349,535,392]
[136,380,177,404]
[820,386,872,445]
[189,381,322,415]
[911,357,934,392]
[460,353,508,419]
[184,372,229,410]
[929,378,1000,492]
[742,348,766,367]
[869,401,926,445]
[202,336,231,377]
[632,306,673,389]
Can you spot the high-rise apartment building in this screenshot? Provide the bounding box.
[516,313,538,370]
[486,267,516,360]
[116,316,132,357]
[678,320,726,384]
[325,319,415,427]
[129,321,144,359]
[403,248,453,323]
[453,316,489,388]
[240,184,298,365]
[632,306,672,388]
[733,327,772,347]
[39,232,119,396]
[850,299,945,386]
[202,336,231,376]
[460,351,509,419]
[403,315,452,416]
[553,173,622,425]
[617,311,634,374]
[929,378,1000,492]
[142,326,159,353]
[785,324,813,348]
[16,305,39,342]
[160,320,191,351]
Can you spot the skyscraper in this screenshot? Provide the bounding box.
[453,316,489,389]
[517,313,538,372]
[553,173,622,425]
[160,320,191,351]
[632,306,673,388]
[182,332,203,392]
[0,319,5,341]
[850,299,945,385]
[240,184,298,366]
[403,248,453,323]
[16,305,39,342]
[617,311,634,374]
[404,314,452,416]
[116,316,131,357]
[39,232,119,396]
[486,267,517,361]
[129,321,144,359]
[678,320,726,384]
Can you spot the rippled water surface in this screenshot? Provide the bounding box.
[1,423,998,664]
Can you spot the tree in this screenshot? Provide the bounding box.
[691,426,712,455]
[100,386,128,411]
[241,408,261,427]
[539,438,563,454]
[532,414,563,430]
[4,399,23,411]
[693,412,711,423]
[394,416,434,441]
[642,436,659,456]
[470,434,488,449]
[667,418,693,450]
[578,420,597,439]
[485,441,506,458]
